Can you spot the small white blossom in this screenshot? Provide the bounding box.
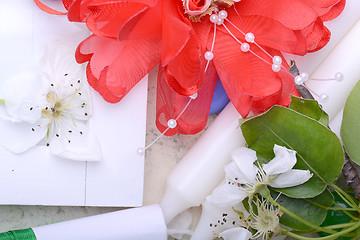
[207,145,313,208]
[250,198,282,240]
[219,227,252,240]
[0,41,101,161]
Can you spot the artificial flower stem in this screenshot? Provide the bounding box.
[291,221,358,235]
[326,206,357,211]
[259,188,337,235]
[0,99,4,104]
[332,202,358,221]
[282,221,360,240]
[329,183,360,211]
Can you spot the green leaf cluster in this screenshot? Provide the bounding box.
[240,96,344,230]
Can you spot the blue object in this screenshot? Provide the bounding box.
[209,78,230,115]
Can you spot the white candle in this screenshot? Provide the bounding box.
[160,103,245,223]
[306,19,360,119]
[329,109,344,139]
[32,205,167,240]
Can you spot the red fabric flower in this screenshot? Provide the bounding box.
[37,0,345,135]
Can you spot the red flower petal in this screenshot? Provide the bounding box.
[222,14,308,55]
[86,2,148,39]
[301,18,331,52]
[319,0,346,22]
[235,0,318,30]
[161,0,192,65]
[76,35,160,102]
[165,34,204,96]
[213,30,282,98]
[118,0,162,41]
[156,63,217,136]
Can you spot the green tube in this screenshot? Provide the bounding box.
[0,229,36,240]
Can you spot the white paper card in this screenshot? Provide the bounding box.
[0,1,147,206]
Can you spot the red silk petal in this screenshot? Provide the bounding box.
[161,0,192,65]
[118,0,162,41]
[66,0,84,22]
[192,19,212,53]
[319,0,346,22]
[103,38,161,97]
[156,62,218,136]
[213,30,282,98]
[76,35,160,101]
[165,34,204,96]
[250,52,298,114]
[301,18,330,52]
[302,0,342,9]
[222,14,308,55]
[308,25,331,53]
[235,0,318,30]
[86,3,148,39]
[34,0,67,15]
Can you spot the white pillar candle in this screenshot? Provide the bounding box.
[160,103,245,223]
[306,19,360,120]
[32,205,167,240]
[329,109,344,139]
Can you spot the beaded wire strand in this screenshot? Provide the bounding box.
[138,5,344,154]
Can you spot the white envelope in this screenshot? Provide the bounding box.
[0,1,147,207]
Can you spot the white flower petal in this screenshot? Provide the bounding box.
[2,72,47,123]
[49,121,101,161]
[224,162,244,181]
[263,145,297,176]
[219,227,252,240]
[230,147,258,183]
[0,119,47,153]
[192,200,248,240]
[40,41,83,87]
[207,183,247,209]
[269,169,313,188]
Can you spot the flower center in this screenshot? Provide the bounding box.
[183,0,238,22]
[42,92,66,121]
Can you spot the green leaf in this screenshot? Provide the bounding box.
[341,80,360,165]
[241,106,344,198]
[289,96,329,126]
[274,189,334,231]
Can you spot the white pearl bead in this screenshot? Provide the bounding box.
[272,64,281,73]
[300,72,309,82]
[335,72,344,82]
[320,93,329,103]
[216,18,224,25]
[294,75,304,85]
[210,14,219,23]
[272,56,282,65]
[245,32,255,43]
[190,93,198,99]
[167,119,177,129]
[233,0,241,2]
[204,51,214,61]
[218,10,228,19]
[241,43,250,52]
[137,147,145,155]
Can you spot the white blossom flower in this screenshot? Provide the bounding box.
[0,41,101,161]
[219,227,252,240]
[207,145,313,208]
[250,198,282,240]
